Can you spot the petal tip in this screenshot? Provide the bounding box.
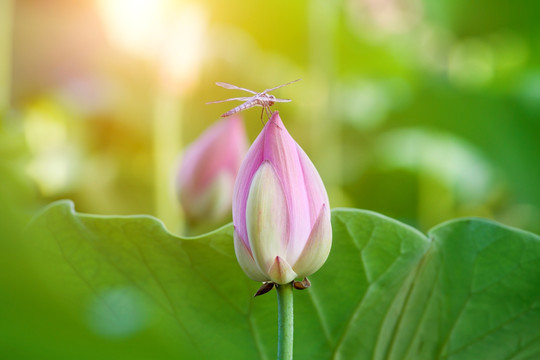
[269,112,284,128]
[268,256,297,285]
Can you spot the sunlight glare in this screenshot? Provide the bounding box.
[97,0,167,56]
[159,4,207,92]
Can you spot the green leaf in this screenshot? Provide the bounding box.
[20,202,540,359]
[324,210,540,360]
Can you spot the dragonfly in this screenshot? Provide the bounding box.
[207,78,300,121]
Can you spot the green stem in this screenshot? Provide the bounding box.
[276,283,294,360]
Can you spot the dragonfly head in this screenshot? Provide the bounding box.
[267,94,276,106]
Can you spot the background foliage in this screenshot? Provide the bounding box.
[1,0,539,358]
[3,0,540,232]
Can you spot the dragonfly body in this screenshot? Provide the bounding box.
[221,93,277,117]
[207,79,300,119]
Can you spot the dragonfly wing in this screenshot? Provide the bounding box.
[262,78,301,94]
[206,97,253,104]
[272,98,292,103]
[215,82,258,94]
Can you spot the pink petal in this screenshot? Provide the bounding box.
[232,122,265,248]
[177,115,247,195]
[262,113,312,252]
[296,142,330,224]
[291,204,332,276]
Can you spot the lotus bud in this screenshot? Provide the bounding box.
[233,112,332,285]
[176,115,248,227]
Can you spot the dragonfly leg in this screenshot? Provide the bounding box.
[260,108,266,125]
[265,106,273,120]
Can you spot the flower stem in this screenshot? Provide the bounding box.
[276,283,294,360]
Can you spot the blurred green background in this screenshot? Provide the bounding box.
[3,0,540,232]
[1,0,539,358]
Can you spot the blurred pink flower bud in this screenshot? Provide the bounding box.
[233,112,332,285]
[176,115,248,226]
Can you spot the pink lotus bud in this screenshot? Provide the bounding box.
[233,112,332,285]
[176,115,248,226]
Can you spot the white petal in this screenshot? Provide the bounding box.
[234,231,268,282]
[245,161,289,273]
[268,256,298,285]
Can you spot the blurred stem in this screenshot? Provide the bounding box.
[276,283,294,360]
[308,0,341,202]
[0,0,13,113]
[153,90,183,233]
[308,0,337,75]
